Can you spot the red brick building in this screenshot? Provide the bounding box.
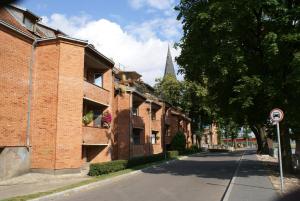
[0,5,192,179]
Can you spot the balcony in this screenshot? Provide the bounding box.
[83,81,110,106]
[132,115,144,129]
[151,119,160,131]
[82,126,110,145]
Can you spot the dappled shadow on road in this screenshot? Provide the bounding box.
[141,150,278,181]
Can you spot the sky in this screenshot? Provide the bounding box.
[18,0,183,85]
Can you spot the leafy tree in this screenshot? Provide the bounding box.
[170,131,187,151]
[154,74,182,107]
[175,0,300,172]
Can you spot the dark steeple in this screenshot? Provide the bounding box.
[163,44,176,79]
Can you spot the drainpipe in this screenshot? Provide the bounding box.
[129,91,132,159]
[26,39,38,148]
[149,101,152,155]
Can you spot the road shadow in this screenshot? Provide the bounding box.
[141,150,278,181]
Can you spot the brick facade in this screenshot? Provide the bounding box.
[0,5,193,178]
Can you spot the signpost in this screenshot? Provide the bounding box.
[270,108,284,193]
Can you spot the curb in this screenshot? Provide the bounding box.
[221,150,245,201]
[30,152,206,201]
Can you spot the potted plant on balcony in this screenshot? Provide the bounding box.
[102,111,112,128]
[82,110,94,126]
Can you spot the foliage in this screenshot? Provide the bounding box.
[127,154,164,168]
[82,110,94,126]
[181,145,201,155]
[154,74,182,107]
[89,160,128,176]
[175,0,300,172]
[89,154,165,176]
[167,150,179,159]
[170,131,187,151]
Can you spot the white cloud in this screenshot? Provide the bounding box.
[129,0,175,10]
[42,14,181,85]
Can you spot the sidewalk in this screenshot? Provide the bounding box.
[0,173,90,200]
[226,150,278,201]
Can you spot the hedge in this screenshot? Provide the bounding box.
[127,153,164,168]
[89,154,165,176]
[167,150,179,159]
[89,160,127,176]
[89,149,202,176]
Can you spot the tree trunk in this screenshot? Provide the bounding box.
[296,140,300,155]
[251,124,269,154]
[280,122,293,173]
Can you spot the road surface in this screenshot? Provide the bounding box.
[47,150,278,201]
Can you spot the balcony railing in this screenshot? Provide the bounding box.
[151,119,160,131]
[132,115,144,129]
[83,81,110,106]
[82,126,110,145]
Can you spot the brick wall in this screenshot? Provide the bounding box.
[55,41,84,169]
[115,92,131,159]
[0,28,31,147]
[30,42,59,169]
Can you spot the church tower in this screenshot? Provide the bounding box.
[163,45,176,79]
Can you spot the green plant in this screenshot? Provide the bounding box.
[82,110,94,126]
[170,131,186,152]
[167,150,179,158]
[127,154,164,168]
[88,160,127,176]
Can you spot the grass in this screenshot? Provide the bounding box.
[1,158,176,201]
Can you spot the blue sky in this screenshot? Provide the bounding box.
[18,0,182,84]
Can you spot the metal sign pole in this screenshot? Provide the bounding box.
[276,122,284,193]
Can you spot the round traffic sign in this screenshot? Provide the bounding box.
[270,108,284,122]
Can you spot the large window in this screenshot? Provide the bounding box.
[133,128,141,145]
[94,73,103,87]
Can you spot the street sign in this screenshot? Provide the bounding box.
[270,108,284,123]
[270,108,284,193]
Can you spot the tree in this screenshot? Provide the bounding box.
[154,75,212,144]
[175,0,300,172]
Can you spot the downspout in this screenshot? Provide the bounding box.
[129,92,132,159]
[149,101,152,155]
[26,39,38,148]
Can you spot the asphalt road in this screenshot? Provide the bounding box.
[52,151,244,201]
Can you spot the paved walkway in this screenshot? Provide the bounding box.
[227,150,278,201]
[0,173,90,200]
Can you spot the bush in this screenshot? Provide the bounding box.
[88,160,127,176]
[170,131,186,152]
[127,154,164,168]
[167,150,179,159]
[89,154,166,176]
[181,145,201,155]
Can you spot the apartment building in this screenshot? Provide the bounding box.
[0,5,192,179]
[0,5,114,179]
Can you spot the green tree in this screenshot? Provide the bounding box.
[176,0,300,172]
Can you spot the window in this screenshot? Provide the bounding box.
[151,111,156,120]
[151,132,158,144]
[133,129,141,145]
[132,106,139,116]
[94,73,103,87]
[165,126,171,136]
[93,110,102,128]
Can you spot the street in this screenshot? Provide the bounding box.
[45,150,277,201]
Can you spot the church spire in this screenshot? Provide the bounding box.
[163,44,176,79]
